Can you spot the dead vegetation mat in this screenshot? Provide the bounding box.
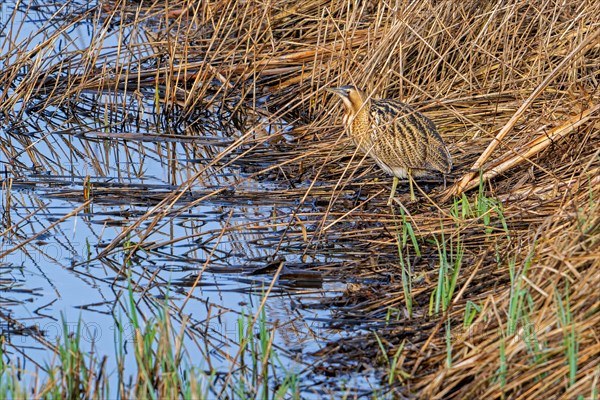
[1,0,599,398]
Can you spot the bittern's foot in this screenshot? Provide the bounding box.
[391,197,414,216]
[392,197,405,206]
[392,195,420,206]
[387,195,394,206]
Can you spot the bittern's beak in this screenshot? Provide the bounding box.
[324,87,348,98]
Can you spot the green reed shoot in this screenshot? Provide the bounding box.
[555,282,579,388]
[430,225,464,315]
[374,333,407,385]
[393,207,419,318]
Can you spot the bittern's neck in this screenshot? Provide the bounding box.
[350,91,367,113]
[342,98,368,127]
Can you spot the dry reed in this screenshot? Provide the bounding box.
[1,0,599,398]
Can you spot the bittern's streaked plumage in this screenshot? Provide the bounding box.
[326,85,452,204]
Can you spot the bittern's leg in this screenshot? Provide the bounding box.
[388,176,399,206]
[408,169,416,201]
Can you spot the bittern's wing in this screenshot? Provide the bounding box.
[369,99,428,169]
[375,99,451,173]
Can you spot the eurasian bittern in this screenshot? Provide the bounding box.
[326,85,452,204]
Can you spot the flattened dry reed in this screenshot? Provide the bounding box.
[1,0,599,398]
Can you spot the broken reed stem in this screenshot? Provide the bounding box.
[449,28,600,198]
[452,103,600,195]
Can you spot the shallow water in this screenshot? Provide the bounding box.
[0,1,382,396]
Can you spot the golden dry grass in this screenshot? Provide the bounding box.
[1,0,599,398]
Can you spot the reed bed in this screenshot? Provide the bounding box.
[1,0,599,398]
